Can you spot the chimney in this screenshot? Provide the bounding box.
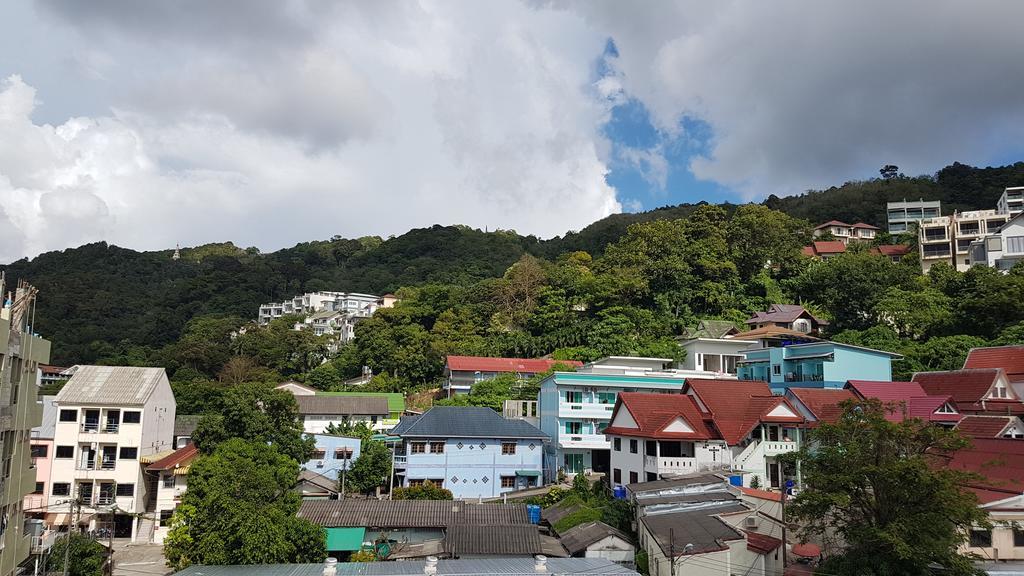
[323,558,337,576]
[424,556,439,575]
[534,554,548,573]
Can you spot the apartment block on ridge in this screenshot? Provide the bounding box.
[886,199,941,234]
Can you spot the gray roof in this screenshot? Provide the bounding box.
[294,470,338,495]
[32,396,58,438]
[682,320,738,340]
[55,365,168,406]
[444,524,544,556]
[172,557,639,575]
[640,502,748,556]
[390,406,548,440]
[559,522,634,556]
[175,414,202,436]
[298,500,530,528]
[541,500,585,526]
[626,473,725,494]
[295,395,388,416]
[746,304,828,326]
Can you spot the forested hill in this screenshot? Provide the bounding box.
[3,160,1022,366]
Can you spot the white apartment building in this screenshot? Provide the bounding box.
[811,221,879,245]
[50,366,176,542]
[677,338,756,375]
[918,216,955,272]
[952,210,1009,270]
[887,199,942,234]
[258,292,381,325]
[145,444,198,544]
[968,212,1024,272]
[998,187,1024,217]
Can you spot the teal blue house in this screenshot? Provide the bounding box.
[738,342,901,393]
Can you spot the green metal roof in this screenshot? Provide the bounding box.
[326,527,366,551]
[515,470,541,477]
[316,392,405,413]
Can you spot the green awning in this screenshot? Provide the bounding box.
[326,527,366,552]
[515,470,541,477]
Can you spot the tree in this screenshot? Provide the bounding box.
[880,164,900,180]
[323,421,375,442]
[344,438,393,495]
[164,439,326,569]
[47,532,107,576]
[785,399,987,576]
[726,204,810,280]
[392,481,453,500]
[872,286,953,339]
[191,382,314,463]
[304,362,342,390]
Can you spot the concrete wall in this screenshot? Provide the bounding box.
[304,434,362,479]
[400,437,543,499]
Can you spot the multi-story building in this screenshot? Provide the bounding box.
[24,396,57,519]
[676,322,754,376]
[744,304,827,336]
[444,355,583,396]
[811,221,879,244]
[304,434,361,481]
[998,186,1024,217]
[0,281,51,576]
[951,210,1009,270]
[886,199,941,234]
[50,366,176,541]
[145,444,198,544]
[294,395,391,434]
[918,215,955,271]
[967,212,1024,272]
[390,406,547,499]
[258,292,382,324]
[738,341,901,393]
[537,357,732,480]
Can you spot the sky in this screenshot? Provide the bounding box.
[2,1,1024,263]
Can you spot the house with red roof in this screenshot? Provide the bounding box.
[784,388,857,425]
[801,241,846,260]
[954,415,1024,439]
[145,443,199,544]
[812,220,879,245]
[444,355,583,396]
[744,304,828,335]
[604,380,806,490]
[912,368,1024,415]
[964,344,1024,395]
[845,380,960,424]
[870,244,912,262]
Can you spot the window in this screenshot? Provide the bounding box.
[501,442,516,455]
[55,445,74,459]
[119,447,138,460]
[613,437,621,451]
[32,482,44,494]
[772,364,782,375]
[500,476,516,488]
[969,529,992,548]
[597,392,616,405]
[596,422,608,435]
[59,409,77,422]
[565,422,582,435]
[992,383,1009,399]
[1014,528,1024,547]
[163,474,176,488]
[311,449,326,459]
[160,510,174,527]
[613,468,621,484]
[30,444,47,458]
[565,390,582,403]
[429,442,445,454]
[52,483,70,496]
[629,439,638,454]
[410,442,426,454]
[334,448,354,459]
[116,484,135,497]
[122,411,141,424]
[629,471,638,484]
[1007,236,1024,254]
[408,479,425,487]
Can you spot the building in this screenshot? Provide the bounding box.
[886,199,941,234]
[738,341,901,393]
[744,304,827,335]
[954,415,1024,439]
[145,444,198,544]
[964,345,1024,394]
[785,387,857,425]
[171,557,638,576]
[912,368,1024,416]
[968,212,1024,272]
[390,406,547,499]
[998,186,1024,217]
[294,470,340,500]
[811,221,879,244]
[50,366,176,541]
[38,365,69,389]
[677,336,755,376]
[801,241,846,260]
[258,292,396,347]
[870,244,912,263]
[845,380,960,424]
[295,395,390,434]
[444,356,583,396]
[24,396,57,519]
[305,434,361,481]
[276,383,406,430]
[173,414,201,449]
[0,281,52,576]
[680,320,739,340]
[557,521,634,565]
[952,210,1010,270]
[918,215,955,272]
[537,357,731,480]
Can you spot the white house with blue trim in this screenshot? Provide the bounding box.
[390,406,547,499]
[737,341,902,393]
[302,434,362,480]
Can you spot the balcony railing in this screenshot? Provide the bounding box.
[762,441,799,456]
[77,460,116,471]
[784,373,824,382]
[644,455,697,473]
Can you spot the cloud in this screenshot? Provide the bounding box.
[618,146,668,190]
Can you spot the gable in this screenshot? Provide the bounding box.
[662,416,695,434]
[986,372,1020,401]
[765,404,798,419]
[610,406,638,429]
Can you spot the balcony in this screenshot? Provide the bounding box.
[558,402,615,419]
[922,231,948,243]
[76,460,117,472]
[762,441,799,457]
[784,373,824,382]
[393,455,407,468]
[560,433,610,449]
[644,455,698,474]
[922,247,951,259]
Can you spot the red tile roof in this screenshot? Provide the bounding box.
[912,369,1002,403]
[445,356,582,373]
[684,379,804,444]
[964,345,1024,382]
[814,220,850,229]
[873,244,911,257]
[745,530,783,554]
[955,416,1018,439]
[847,380,927,402]
[847,380,959,422]
[936,438,1024,504]
[788,388,857,424]
[800,246,815,257]
[738,487,782,502]
[146,444,199,471]
[603,393,715,440]
[804,241,847,256]
[851,222,880,230]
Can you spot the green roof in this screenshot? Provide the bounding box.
[325,527,366,551]
[315,392,404,413]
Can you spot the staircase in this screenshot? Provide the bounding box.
[734,440,763,471]
[135,515,155,544]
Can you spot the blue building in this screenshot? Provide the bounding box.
[390,406,547,499]
[302,434,362,480]
[738,341,902,393]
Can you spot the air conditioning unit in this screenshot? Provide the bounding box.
[744,516,759,529]
[316,461,325,468]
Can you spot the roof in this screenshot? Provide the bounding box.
[955,416,1020,438]
[626,473,729,495]
[729,326,821,342]
[446,355,583,374]
[738,487,782,502]
[140,448,176,465]
[295,470,338,494]
[814,220,850,229]
[444,524,543,556]
[745,530,783,554]
[683,379,804,444]
[746,304,826,326]
[39,364,69,375]
[603,393,715,440]
[804,241,847,256]
[640,502,747,556]
[315,392,405,413]
[175,414,202,437]
[295,395,389,416]
[788,388,856,423]
[873,244,911,257]
[32,395,58,438]
[912,369,1004,404]
[682,320,739,340]
[851,222,880,229]
[847,380,959,422]
[936,438,1024,504]
[558,522,633,556]
[298,500,530,528]
[55,365,168,406]
[171,558,638,576]
[541,500,585,526]
[389,406,548,439]
[147,444,199,473]
[964,345,1024,382]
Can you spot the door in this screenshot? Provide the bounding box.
[101,446,117,470]
[78,482,94,505]
[591,449,610,474]
[98,483,115,505]
[84,410,100,432]
[80,446,96,470]
[105,410,120,433]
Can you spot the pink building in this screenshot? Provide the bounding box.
[24,396,57,518]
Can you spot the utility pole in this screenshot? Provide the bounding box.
[107,506,116,576]
[62,498,77,576]
[781,479,792,570]
[341,452,348,499]
[669,528,675,576]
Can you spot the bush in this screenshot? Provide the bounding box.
[392,481,453,500]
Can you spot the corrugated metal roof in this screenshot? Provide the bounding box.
[32,395,58,438]
[295,395,388,416]
[444,524,542,556]
[173,557,638,575]
[640,502,748,556]
[55,365,168,406]
[446,356,582,374]
[558,521,633,556]
[390,406,547,439]
[298,500,530,528]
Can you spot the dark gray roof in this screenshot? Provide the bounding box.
[294,470,338,495]
[640,502,748,556]
[295,395,388,416]
[682,320,738,340]
[558,522,633,556]
[56,365,168,406]
[174,414,202,436]
[541,500,585,526]
[626,473,725,494]
[298,500,529,528]
[390,406,547,439]
[172,557,639,575]
[444,525,543,556]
